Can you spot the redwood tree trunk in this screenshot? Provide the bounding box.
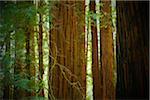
[3,32,11,99]
[25,25,35,96]
[100,1,115,99]
[90,1,115,99]
[116,1,149,99]
[90,1,102,100]
[48,1,86,99]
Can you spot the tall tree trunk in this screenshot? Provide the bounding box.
[48,1,59,99]
[90,1,102,100]
[38,14,44,97]
[116,1,149,99]
[3,32,11,99]
[38,1,44,96]
[72,1,86,99]
[48,1,86,99]
[25,25,35,96]
[25,31,31,76]
[100,0,115,99]
[30,26,36,96]
[25,28,31,97]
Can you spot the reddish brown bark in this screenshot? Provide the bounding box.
[88,0,116,99]
[90,1,102,100]
[48,1,86,100]
[25,25,35,96]
[100,1,115,99]
[116,1,149,99]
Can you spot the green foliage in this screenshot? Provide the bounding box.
[1,52,14,84]
[0,1,40,98]
[14,74,36,92]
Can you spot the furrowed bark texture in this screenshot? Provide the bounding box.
[90,1,115,99]
[100,1,115,99]
[48,1,86,100]
[116,1,149,99]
